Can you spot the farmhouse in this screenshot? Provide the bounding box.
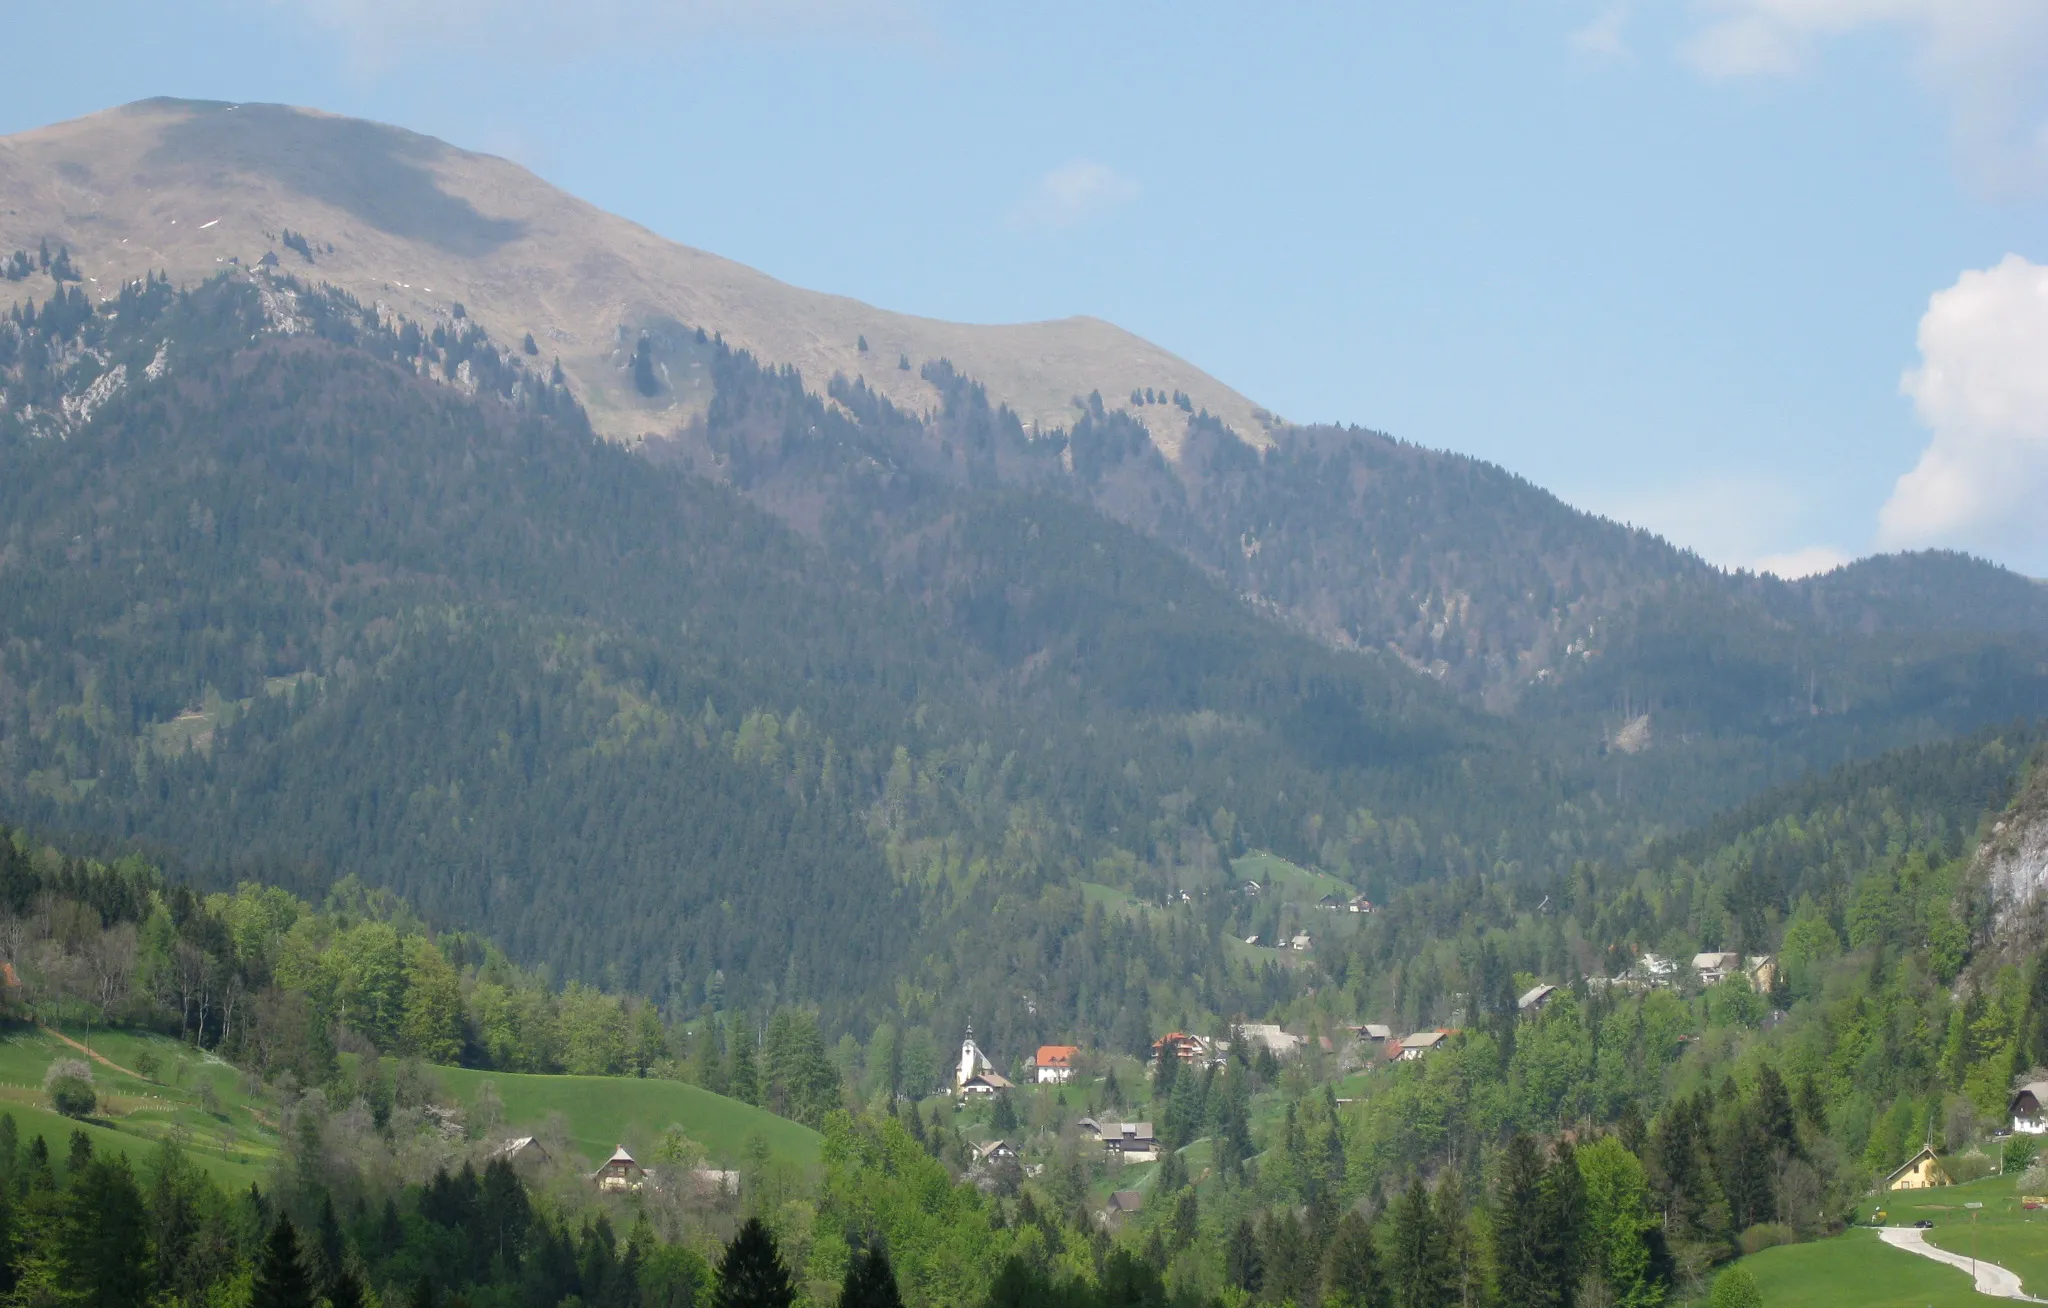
[591,1145,647,1193]
[960,1071,1013,1096]
[973,1139,1018,1164]
[1102,1122,1158,1161]
[1882,1145,1951,1192]
[1397,1030,1450,1061]
[1237,1023,1302,1057]
[1745,955,1778,993]
[489,1136,551,1170]
[1517,984,1559,1015]
[2011,1081,2048,1134]
[1692,952,1741,985]
[1351,1023,1393,1044]
[1034,1045,1079,1084]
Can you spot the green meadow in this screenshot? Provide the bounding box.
[0,1025,275,1188]
[430,1063,822,1170]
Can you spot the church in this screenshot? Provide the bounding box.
[956,1026,1014,1096]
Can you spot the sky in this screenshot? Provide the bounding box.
[6,1,2048,577]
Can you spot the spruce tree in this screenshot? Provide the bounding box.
[61,1155,149,1308]
[1263,1211,1314,1307]
[251,1216,316,1308]
[837,1242,904,1308]
[1387,1177,1449,1308]
[1321,1210,1389,1308]
[1541,1139,1589,1306]
[713,1217,795,1308]
[1225,1217,1263,1294]
[1756,1065,1800,1158]
[328,1270,367,1308]
[1494,1133,1552,1306]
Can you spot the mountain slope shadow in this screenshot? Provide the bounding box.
[140,98,524,256]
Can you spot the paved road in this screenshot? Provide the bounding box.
[1879,1225,2047,1301]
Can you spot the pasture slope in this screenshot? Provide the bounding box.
[429,1064,822,1171]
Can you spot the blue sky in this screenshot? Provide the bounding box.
[7,1,2048,576]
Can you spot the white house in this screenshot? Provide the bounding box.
[1034,1045,1079,1084]
[2012,1082,2048,1134]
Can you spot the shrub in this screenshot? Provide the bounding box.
[1947,1151,1997,1183]
[1737,1222,1796,1256]
[1710,1264,1763,1308]
[133,1050,160,1082]
[44,1059,95,1118]
[2020,1159,2048,1193]
[2006,1134,2040,1175]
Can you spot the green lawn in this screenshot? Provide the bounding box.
[0,1025,273,1189]
[1872,1172,2048,1297]
[430,1064,822,1171]
[1735,1227,2004,1307]
[1232,851,1354,903]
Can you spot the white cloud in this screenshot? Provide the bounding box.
[266,0,926,73]
[1009,160,1140,232]
[1571,3,1635,59]
[1879,255,2048,552]
[1753,544,1851,578]
[1683,0,2048,189]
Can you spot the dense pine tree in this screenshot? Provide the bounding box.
[1321,1210,1389,1308]
[712,1218,794,1308]
[1387,1178,1449,1308]
[252,1216,316,1308]
[838,1242,905,1308]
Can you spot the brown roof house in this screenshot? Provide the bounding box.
[1397,1030,1451,1061]
[488,1136,552,1171]
[1517,984,1559,1016]
[1102,1123,1158,1162]
[591,1145,649,1193]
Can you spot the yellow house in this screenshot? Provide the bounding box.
[1883,1145,1951,1192]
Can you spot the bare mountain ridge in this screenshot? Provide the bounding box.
[0,97,1268,452]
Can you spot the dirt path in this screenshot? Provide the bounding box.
[1880,1225,2047,1301]
[38,1026,142,1080]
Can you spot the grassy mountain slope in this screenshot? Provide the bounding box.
[431,1064,821,1170]
[0,98,1268,450]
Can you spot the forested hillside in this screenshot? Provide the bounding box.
[0,272,1587,1038]
[7,266,2048,1061]
[3,713,2043,1307]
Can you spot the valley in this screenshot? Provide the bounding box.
[2,97,2048,1308]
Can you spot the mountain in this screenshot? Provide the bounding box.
[0,98,1270,450]
[10,99,2048,1048]
[0,272,1573,1039]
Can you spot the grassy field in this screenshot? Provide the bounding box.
[430,1064,822,1171]
[0,1025,274,1188]
[1869,1171,2048,1297]
[1232,851,1355,904]
[1731,1227,2001,1306]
